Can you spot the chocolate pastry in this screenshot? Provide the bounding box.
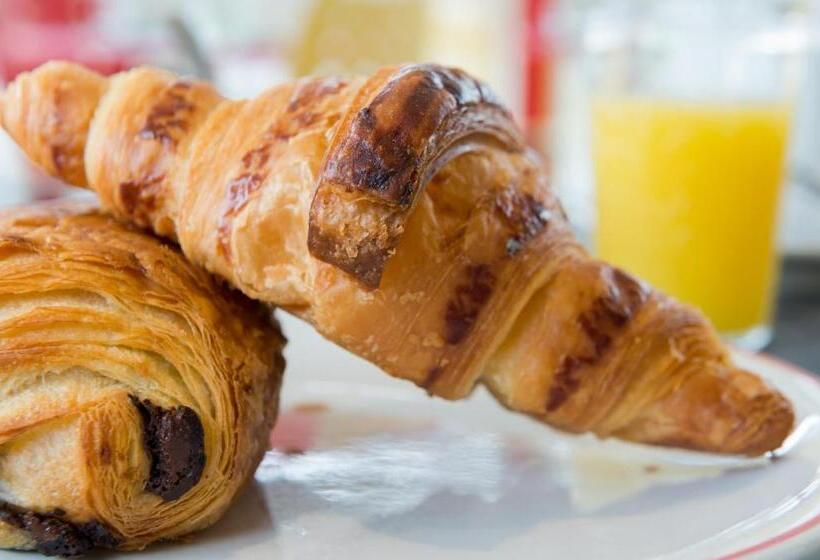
[0,203,284,553]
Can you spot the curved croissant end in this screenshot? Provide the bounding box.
[0,61,108,187]
[0,204,284,554]
[307,64,525,288]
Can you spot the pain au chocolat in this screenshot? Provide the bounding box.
[0,203,284,555]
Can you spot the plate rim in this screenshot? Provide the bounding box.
[716,351,820,560]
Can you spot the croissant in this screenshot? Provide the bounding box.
[0,202,285,555]
[1,61,794,456]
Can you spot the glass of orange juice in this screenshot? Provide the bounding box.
[584,0,807,350]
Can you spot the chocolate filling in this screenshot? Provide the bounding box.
[0,501,119,557]
[131,396,205,501]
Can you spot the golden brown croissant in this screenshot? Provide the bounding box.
[0,202,285,555]
[1,61,793,456]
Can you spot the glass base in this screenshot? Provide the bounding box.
[721,324,773,352]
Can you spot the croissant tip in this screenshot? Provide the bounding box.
[736,392,796,457]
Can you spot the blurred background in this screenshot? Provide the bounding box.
[0,0,818,370]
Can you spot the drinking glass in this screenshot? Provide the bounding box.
[584,0,807,350]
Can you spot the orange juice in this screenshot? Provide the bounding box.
[593,98,791,333]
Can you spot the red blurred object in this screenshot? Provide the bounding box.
[0,0,131,83]
[0,0,133,200]
[3,0,97,24]
[523,0,556,145]
[269,408,323,454]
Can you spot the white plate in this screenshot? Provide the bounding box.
[6,315,820,560]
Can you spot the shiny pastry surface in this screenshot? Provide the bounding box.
[0,61,794,456]
[0,203,285,555]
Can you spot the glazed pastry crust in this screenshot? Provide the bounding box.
[0,203,284,553]
[1,61,793,457]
